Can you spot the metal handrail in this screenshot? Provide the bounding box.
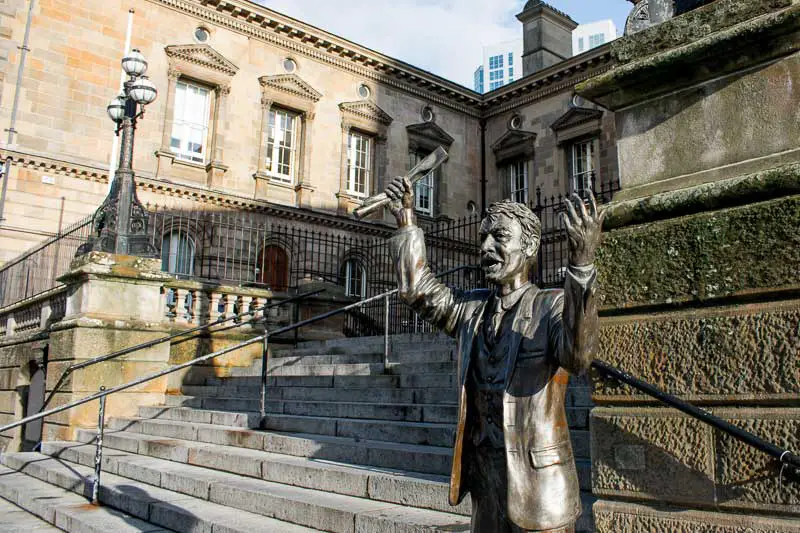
[591,360,800,470]
[0,264,796,505]
[257,263,481,418]
[42,288,325,410]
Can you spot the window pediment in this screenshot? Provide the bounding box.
[492,130,536,165]
[339,100,393,127]
[260,74,323,103]
[406,122,454,153]
[165,44,239,78]
[550,107,603,132]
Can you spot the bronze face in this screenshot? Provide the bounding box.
[479,213,538,286]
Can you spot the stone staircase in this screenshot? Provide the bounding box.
[0,333,595,532]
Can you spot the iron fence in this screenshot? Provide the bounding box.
[0,215,93,308]
[0,173,618,338]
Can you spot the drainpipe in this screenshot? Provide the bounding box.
[479,118,487,216]
[0,0,36,224]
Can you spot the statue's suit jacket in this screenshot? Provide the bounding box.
[391,225,598,531]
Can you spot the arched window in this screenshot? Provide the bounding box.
[161,230,195,276]
[343,258,366,298]
[257,245,289,291]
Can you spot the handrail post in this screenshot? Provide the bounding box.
[260,334,269,424]
[91,385,106,504]
[383,293,390,367]
[293,299,300,348]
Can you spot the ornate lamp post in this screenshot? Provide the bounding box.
[78,48,158,257]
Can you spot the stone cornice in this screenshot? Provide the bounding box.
[150,0,616,118]
[481,46,615,116]
[0,148,396,237]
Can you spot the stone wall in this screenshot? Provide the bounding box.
[578,1,800,530]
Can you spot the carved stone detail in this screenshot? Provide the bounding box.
[258,73,322,102]
[165,44,239,77]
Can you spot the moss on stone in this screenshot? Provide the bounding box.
[597,195,800,308]
[612,0,792,65]
[605,163,800,230]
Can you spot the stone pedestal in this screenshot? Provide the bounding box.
[44,252,172,441]
[577,1,800,531]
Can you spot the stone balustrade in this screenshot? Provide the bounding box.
[0,287,67,341]
[162,279,281,328]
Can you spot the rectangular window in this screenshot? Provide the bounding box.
[346,130,371,196]
[508,67,514,78]
[571,140,596,197]
[508,160,528,204]
[578,37,585,52]
[410,152,436,216]
[170,81,211,164]
[508,52,513,65]
[265,108,299,183]
[489,54,504,69]
[589,33,605,48]
[489,81,504,90]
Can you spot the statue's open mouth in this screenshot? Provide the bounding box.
[481,256,502,271]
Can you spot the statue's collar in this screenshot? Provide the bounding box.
[492,282,532,313]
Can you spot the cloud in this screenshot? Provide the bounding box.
[255,0,527,88]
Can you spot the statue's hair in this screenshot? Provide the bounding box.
[484,200,542,250]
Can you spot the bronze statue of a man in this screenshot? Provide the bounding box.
[386,177,604,533]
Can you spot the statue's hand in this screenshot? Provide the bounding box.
[385,176,415,226]
[563,192,606,267]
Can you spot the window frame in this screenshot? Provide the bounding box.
[508,160,529,204]
[170,80,212,165]
[409,151,437,216]
[345,129,373,197]
[161,230,196,276]
[264,106,301,184]
[344,258,367,298]
[570,138,596,197]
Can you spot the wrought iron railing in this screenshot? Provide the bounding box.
[0,214,92,307]
[0,268,796,506]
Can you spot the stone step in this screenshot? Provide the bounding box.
[88,419,454,476]
[267,362,386,377]
[147,402,457,425]
[262,349,456,369]
[0,453,329,533]
[0,496,69,532]
[187,373,405,391]
[9,448,469,533]
[43,440,472,518]
[0,464,171,533]
[169,385,459,406]
[262,414,455,447]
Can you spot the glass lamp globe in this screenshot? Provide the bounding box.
[130,76,157,105]
[122,48,147,77]
[106,95,126,122]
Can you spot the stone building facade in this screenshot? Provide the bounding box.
[0,0,617,265]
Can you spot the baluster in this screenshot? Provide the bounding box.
[253,296,268,322]
[209,292,222,322]
[174,288,190,325]
[223,293,236,319]
[189,289,201,326]
[239,295,254,327]
[165,289,177,320]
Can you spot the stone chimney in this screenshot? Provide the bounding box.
[516,1,578,76]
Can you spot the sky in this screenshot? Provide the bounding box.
[254,1,632,88]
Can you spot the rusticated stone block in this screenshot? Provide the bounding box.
[595,299,800,403]
[592,408,716,505]
[714,409,800,515]
[594,500,800,533]
[593,408,800,515]
[597,195,800,309]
